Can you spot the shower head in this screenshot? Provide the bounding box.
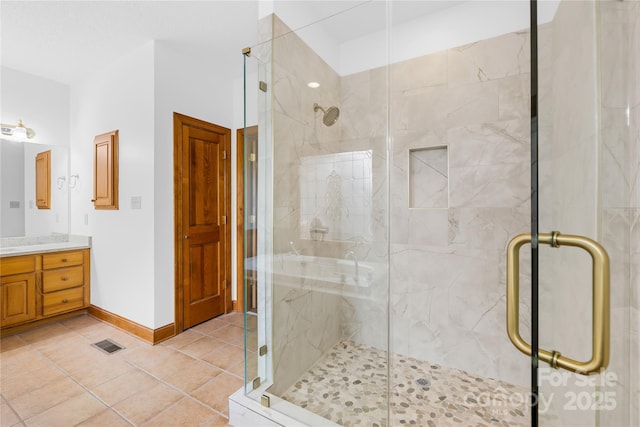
[313,103,340,127]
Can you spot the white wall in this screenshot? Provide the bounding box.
[70,41,156,327]
[1,67,70,147]
[3,43,240,329]
[153,41,237,326]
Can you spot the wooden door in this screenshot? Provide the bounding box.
[174,113,231,330]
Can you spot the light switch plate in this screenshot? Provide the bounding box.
[131,196,142,209]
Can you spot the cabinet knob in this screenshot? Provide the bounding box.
[184,235,189,240]
[62,299,69,303]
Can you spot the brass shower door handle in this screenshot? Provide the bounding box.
[506,232,610,375]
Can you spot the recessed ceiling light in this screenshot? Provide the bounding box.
[307,81,320,88]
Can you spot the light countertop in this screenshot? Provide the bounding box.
[0,235,91,258]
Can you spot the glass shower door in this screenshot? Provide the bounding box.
[505,1,636,425]
[241,5,392,425]
[236,1,637,427]
[241,38,272,403]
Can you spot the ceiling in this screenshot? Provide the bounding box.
[1,1,260,85]
[1,1,465,86]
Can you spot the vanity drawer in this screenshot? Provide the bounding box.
[42,251,84,270]
[42,287,84,316]
[42,266,84,293]
[0,255,37,276]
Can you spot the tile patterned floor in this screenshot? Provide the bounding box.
[0,313,248,427]
[2,316,533,427]
[281,340,531,427]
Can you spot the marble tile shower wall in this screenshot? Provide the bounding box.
[269,15,345,395]
[269,13,393,394]
[339,29,535,386]
[599,1,638,425]
[268,7,639,402]
[263,5,638,422]
[535,2,633,425]
[269,16,538,389]
[337,62,390,352]
[627,1,639,424]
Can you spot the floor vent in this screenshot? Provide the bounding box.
[92,339,125,355]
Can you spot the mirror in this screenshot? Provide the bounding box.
[0,139,69,238]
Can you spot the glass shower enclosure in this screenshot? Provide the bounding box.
[233,1,638,426]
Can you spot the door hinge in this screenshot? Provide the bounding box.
[252,377,261,390]
[259,345,268,356]
[222,215,227,225]
[249,214,256,224]
[259,81,267,92]
[261,394,270,407]
[250,152,256,162]
[223,150,228,160]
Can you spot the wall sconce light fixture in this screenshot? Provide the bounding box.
[1,120,36,142]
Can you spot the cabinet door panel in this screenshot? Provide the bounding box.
[1,273,37,327]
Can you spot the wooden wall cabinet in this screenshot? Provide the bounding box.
[35,150,51,209]
[0,249,90,334]
[93,130,118,210]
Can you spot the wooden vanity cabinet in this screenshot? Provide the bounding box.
[0,249,90,333]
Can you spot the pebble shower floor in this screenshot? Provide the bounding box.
[281,340,531,427]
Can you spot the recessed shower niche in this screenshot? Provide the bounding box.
[408,146,448,209]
